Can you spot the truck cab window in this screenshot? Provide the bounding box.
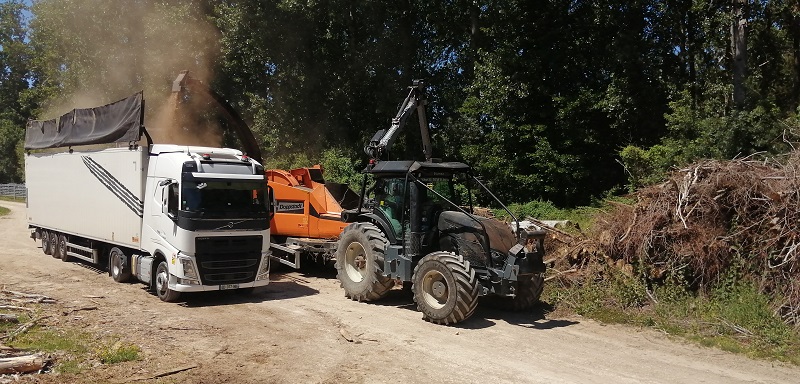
[167,183,179,217]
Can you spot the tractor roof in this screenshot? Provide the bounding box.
[366,160,471,175]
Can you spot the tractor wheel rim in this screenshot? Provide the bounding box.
[421,269,448,309]
[344,242,367,283]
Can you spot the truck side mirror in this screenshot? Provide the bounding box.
[267,185,275,220]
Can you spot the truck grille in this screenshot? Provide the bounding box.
[195,236,262,285]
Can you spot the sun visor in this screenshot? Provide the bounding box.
[25,91,144,150]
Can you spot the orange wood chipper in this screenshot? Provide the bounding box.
[266,165,359,268]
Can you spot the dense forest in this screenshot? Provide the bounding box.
[2,0,799,206]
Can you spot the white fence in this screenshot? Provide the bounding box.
[0,184,26,200]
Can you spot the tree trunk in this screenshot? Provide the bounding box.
[731,0,748,108]
[789,4,800,110]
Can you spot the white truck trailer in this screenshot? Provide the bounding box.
[24,92,272,301]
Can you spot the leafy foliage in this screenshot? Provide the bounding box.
[3,0,800,204]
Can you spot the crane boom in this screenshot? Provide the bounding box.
[364,80,433,162]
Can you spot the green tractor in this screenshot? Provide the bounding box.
[334,82,547,325]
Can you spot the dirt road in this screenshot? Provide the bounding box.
[1,201,798,383]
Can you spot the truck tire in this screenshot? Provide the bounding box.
[334,223,394,301]
[51,233,65,260]
[49,231,59,258]
[154,261,181,302]
[41,231,51,255]
[412,252,479,325]
[489,274,545,311]
[57,234,71,262]
[109,247,132,283]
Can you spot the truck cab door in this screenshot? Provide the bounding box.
[151,180,179,242]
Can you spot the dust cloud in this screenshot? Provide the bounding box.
[36,0,224,147]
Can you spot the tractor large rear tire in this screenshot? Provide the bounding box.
[335,223,394,301]
[490,274,544,311]
[412,252,479,325]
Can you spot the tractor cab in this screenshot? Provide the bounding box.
[343,160,474,247]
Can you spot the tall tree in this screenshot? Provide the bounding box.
[0,0,33,183]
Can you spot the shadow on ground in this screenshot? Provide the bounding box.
[178,280,321,307]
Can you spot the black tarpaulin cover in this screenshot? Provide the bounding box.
[25,91,143,150]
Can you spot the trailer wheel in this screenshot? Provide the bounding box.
[489,274,544,311]
[49,232,59,258]
[334,223,394,301]
[57,234,71,262]
[154,261,181,302]
[109,247,132,283]
[412,252,479,325]
[51,233,64,260]
[41,231,51,255]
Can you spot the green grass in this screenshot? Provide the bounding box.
[0,196,25,203]
[494,195,634,232]
[5,319,142,374]
[96,338,141,364]
[0,205,9,216]
[545,270,800,364]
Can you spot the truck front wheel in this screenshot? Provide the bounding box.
[154,261,181,302]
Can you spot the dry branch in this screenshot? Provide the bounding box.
[591,153,800,326]
[0,316,50,342]
[0,354,47,374]
[0,305,33,312]
[120,364,198,382]
[0,291,56,304]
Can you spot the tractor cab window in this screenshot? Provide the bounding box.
[418,173,466,208]
[373,178,405,235]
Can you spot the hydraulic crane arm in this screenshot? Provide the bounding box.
[364,80,433,162]
[172,71,263,164]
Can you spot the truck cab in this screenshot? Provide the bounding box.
[139,145,272,301]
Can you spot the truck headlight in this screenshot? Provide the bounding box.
[256,254,270,281]
[179,257,199,279]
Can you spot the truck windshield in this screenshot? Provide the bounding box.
[181,180,268,213]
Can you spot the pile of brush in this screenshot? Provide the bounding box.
[591,153,800,325]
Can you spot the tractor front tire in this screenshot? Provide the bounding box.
[490,274,544,311]
[334,223,394,301]
[412,252,479,325]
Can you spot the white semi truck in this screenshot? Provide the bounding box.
[24,92,272,301]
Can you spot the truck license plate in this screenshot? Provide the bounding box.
[219,284,239,290]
